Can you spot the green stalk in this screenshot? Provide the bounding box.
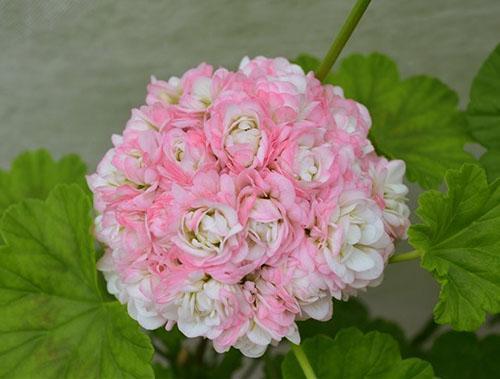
[389,250,422,264]
[291,344,317,379]
[315,0,372,81]
[410,317,440,348]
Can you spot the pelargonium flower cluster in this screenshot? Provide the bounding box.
[88,56,410,357]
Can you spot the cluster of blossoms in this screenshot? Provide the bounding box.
[88,57,410,357]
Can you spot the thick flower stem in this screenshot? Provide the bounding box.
[315,0,372,81]
[292,344,317,379]
[389,250,422,264]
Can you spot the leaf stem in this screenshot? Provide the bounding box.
[410,317,440,348]
[291,344,317,379]
[389,250,422,264]
[315,0,372,81]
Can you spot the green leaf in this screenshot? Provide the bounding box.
[264,352,284,379]
[480,150,500,181]
[293,54,322,75]
[467,43,500,179]
[331,53,474,189]
[207,348,243,379]
[294,52,475,189]
[0,149,88,216]
[0,185,154,378]
[298,299,411,356]
[330,53,400,109]
[153,363,175,379]
[428,331,500,379]
[282,328,434,379]
[364,319,409,357]
[409,164,500,330]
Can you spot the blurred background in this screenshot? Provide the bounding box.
[1,0,499,338]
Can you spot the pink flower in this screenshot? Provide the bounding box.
[147,76,182,106]
[287,238,338,320]
[158,271,250,346]
[205,95,273,171]
[234,267,300,357]
[169,171,259,283]
[367,157,410,239]
[239,56,307,94]
[127,103,172,131]
[157,127,216,187]
[89,56,411,357]
[275,125,338,190]
[112,128,161,186]
[237,169,304,264]
[318,190,393,297]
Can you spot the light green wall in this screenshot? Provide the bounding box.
[1,0,499,336]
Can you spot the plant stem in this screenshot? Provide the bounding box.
[411,317,440,348]
[388,250,422,264]
[291,344,317,379]
[195,338,208,365]
[316,0,372,81]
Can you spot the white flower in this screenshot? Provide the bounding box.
[233,331,268,358]
[323,191,392,295]
[188,76,213,110]
[162,274,241,340]
[296,140,334,185]
[233,322,300,358]
[239,56,307,93]
[291,268,332,321]
[246,198,287,260]
[370,159,410,238]
[226,116,262,161]
[294,284,332,321]
[286,240,336,320]
[87,148,125,190]
[175,204,243,258]
[97,251,166,329]
[147,75,183,105]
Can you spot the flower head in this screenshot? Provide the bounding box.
[89,56,410,357]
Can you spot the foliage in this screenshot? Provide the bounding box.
[282,328,434,379]
[0,149,88,216]
[0,185,154,378]
[466,43,500,180]
[295,53,475,189]
[409,164,500,330]
[427,331,500,379]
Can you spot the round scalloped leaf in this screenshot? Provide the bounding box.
[282,328,433,379]
[409,164,500,330]
[0,185,154,378]
[467,43,500,179]
[0,149,88,215]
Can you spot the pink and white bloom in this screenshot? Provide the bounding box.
[170,171,251,282]
[287,239,337,320]
[158,272,250,350]
[237,170,303,265]
[147,76,183,106]
[158,127,215,186]
[369,157,410,239]
[97,251,166,329]
[234,267,300,358]
[321,191,393,297]
[88,56,410,357]
[275,126,339,190]
[206,95,272,171]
